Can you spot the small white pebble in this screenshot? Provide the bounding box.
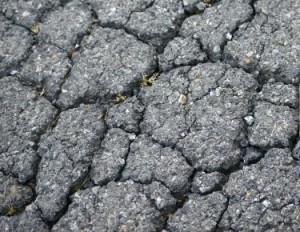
[128,134,136,140]
[246,51,254,57]
[262,200,271,208]
[10,70,18,75]
[178,94,187,105]
[213,45,221,53]
[22,11,30,17]
[226,32,232,40]
[244,116,254,126]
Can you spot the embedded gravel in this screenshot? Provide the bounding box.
[0,0,299,231]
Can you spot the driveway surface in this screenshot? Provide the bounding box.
[0,0,299,231]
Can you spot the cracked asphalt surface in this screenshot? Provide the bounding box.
[0,0,299,231]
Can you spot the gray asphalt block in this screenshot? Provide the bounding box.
[0,0,299,230]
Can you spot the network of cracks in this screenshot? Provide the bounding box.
[0,0,299,231]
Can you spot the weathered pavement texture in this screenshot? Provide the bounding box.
[0,0,299,231]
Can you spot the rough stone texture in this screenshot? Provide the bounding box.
[183,0,208,14]
[0,16,33,76]
[0,77,57,183]
[90,128,133,185]
[35,104,106,222]
[52,181,164,231]
[88,0,154,28]
[167,192,228,232]
[158,37,207,71]
[139,67,191,146]
[20,44,72,101]
[191,171,226,194]
[0,173,33,215]
[178,63,258,172]
[122,135,193,194]
[187,62,227,102]
[248,102,298,148]
[0,203,49,232]
[219,148,300,231]
[180,0,253,60]
[224,0,300,84]
[125,0,185,48]
[243,147,263,164]
[257,82,298,108]
[1,0,300,230]
[1,0,60,28]
[143,181,177,214]
[38,0,92,51]
[106,96,145,133]
[57,27,157,109]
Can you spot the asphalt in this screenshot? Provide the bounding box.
[0,0,299,231]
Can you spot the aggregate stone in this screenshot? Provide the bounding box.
[125,0,185,48]
[139,67,191,146]
[224,0,300,84]
[35,104,107,222]
[218,148,300,231]
[90,128,133,185]
[1,0,60,28]
[0,203,49,232]
[38,0,92,51]
[57,27,157,109]
[52,181,166,231]
[158,36,207,72]
[20,44,72,101]
[243,115,254,126]
[180,0,253,61]
[0,77,57,183]
[0,16,33,76]
[167,192,228,232]
[121,135,193,194]
[178,64,258,172]
[248,101,298,148]
[106,96,145,133]
[0,172,33,216]
[257,82,298,108]
[88,0,154,28]
[191,171,226,194]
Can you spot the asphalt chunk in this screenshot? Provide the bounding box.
[158,36,207,72]
[180,0,253,61]
[57,27,157,109]
[0,77,57,183]
[90,128,133,185]
[35,104,106,222]
[0,16,33,76]
[219,148,300,231]
[52,181,172,231]
[38,0,92,51]
[125,0,185,48]
[224,0,300,84]
[1,0,60,29]
[121,135,193,194]
[168,192,228,232]
[20,44,72,101]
